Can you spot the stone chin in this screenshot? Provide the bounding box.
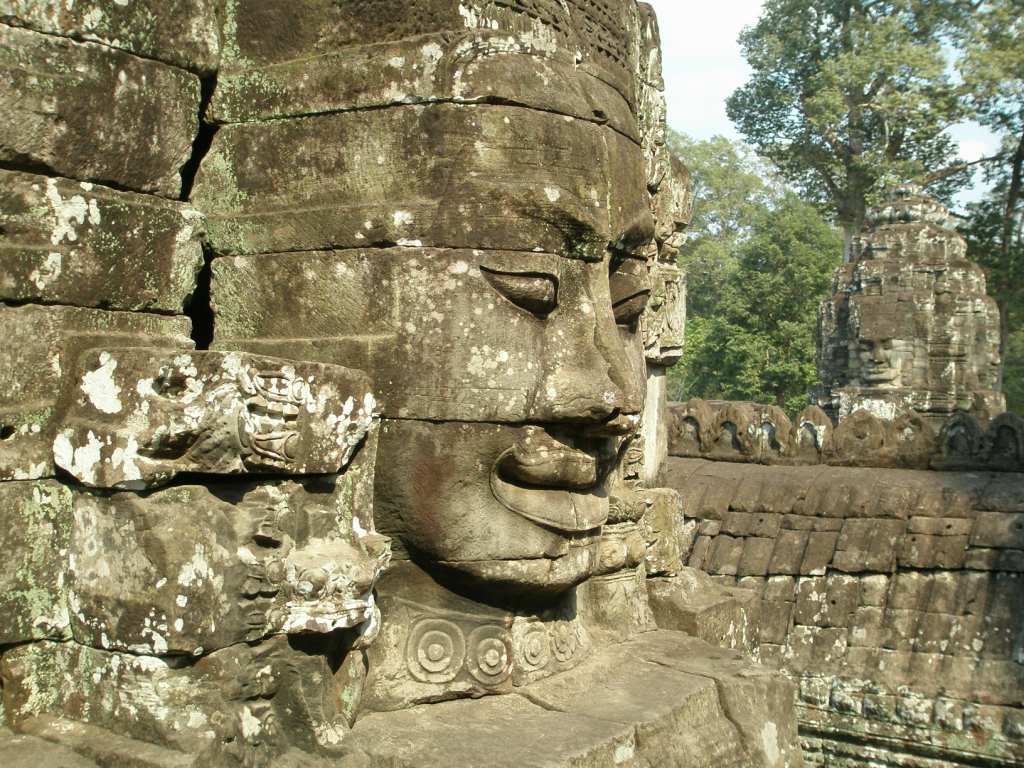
[374,419,617,596]
[437,537,602,596]
[861,369,900,386]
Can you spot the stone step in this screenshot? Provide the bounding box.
[648,569,761,656]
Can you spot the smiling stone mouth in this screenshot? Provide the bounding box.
[489,427,613,534]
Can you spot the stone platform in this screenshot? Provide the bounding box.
[1,632,799,768]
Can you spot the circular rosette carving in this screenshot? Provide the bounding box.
[406,619,466,683]
[551,621,580,664]
[520,625,551,672]
[467,625,512,686]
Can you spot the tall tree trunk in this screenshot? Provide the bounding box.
[842,222,857,262]
[839,181,867,263]
[998,298,1009,391]
[998,128,1024,385]
[1001,128,1024,265]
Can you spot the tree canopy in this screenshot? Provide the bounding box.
[666,132,780,318]
[668,133,843,414]
[726,0,965,259]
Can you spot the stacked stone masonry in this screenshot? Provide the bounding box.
[1,3,804,768]
[816,186,1005,425]
[665,415,1024,768]
[669,399,1024,473]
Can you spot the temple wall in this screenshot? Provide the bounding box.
[1,3,801,768]
[0,5,388,762]
[666,400,1024,768]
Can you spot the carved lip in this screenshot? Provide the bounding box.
[489,439,610,533]
[862,367,898,384]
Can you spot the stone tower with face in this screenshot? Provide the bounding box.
[817,185,1005,423]
[194,0,691,708]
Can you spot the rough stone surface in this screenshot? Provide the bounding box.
[648,569,760,656]
[665,455,1024,768]
[67,475,387,655]
[0,726,101,768]
[2,638,365,764]
[0,170,204,311]
[0,24,201,198]
[54,348,375,488]
[0,480,73,644]
[0,1,221,73]
[192,104,650,258]
[0,305,193,481]
[345,631,801,768]
[817,186,1005,424]
[212,0,639,135]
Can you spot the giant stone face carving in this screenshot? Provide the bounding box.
[0,2,810,766]
[818,186,1005,423]
[202,0,656,595]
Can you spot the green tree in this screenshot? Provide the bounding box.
[666,131,780,317]
[1006,330,1024,413]
[670,194,843,414]
[961,169,1024,363]
[726,0,966,260]
[955,0,1024,381]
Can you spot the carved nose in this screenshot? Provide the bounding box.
[532,366,623,423]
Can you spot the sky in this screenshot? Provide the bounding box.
[643,0,999,206]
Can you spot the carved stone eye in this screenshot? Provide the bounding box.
[481,268,558,316]
[609,257,650,327]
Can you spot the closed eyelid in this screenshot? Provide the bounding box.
[481,268,559,316]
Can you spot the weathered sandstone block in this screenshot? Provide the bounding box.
[1,638,366,764]
[0,480,73,644]
[54,348,376,489]
[192,104,650,257]
[0,170,204,311]
[0,24,201,198]
[0,305,192,481]
[67,476,388,656]
[0,0,221,73]
[211,0,637,132]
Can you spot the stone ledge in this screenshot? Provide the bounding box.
[344,630,801,768]
[668,400,1024,473]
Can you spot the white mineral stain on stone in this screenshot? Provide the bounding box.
[45,178,97,245]
[761,721,780,765]
[544,186,561,203]
[613,740,635,764]
[393,210,414,227]
[54,429,103,485]
[458,4,482,27]
[110,434,143,483]
[29,252,63,290]
[177,547,212,587]
[240,706,263,738]
[80,352,123,414]
[420,42,444,64]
